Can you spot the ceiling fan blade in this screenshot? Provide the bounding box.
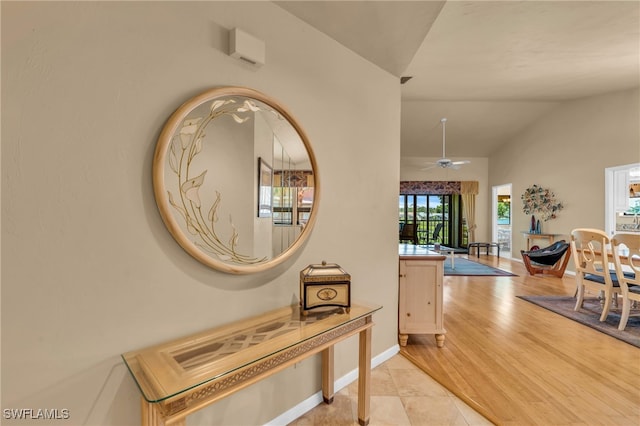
[420,164,438,171]
[451,160,471,165]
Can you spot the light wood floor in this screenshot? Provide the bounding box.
[401,255,640,426]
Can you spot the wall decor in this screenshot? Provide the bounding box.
[153,87,319,274]
[521,184,563,221]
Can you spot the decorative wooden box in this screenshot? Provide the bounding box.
[300,261,351,315]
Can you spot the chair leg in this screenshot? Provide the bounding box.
[599,293,612,322]
[551,252,571,278]
[618,298,631,331]
[521,251,536,276]
[574,279,585,311]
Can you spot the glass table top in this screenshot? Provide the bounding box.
[122,302,381,402]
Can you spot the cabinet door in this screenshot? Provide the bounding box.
[399,260,441,334]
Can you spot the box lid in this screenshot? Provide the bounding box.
[300,261,350,282]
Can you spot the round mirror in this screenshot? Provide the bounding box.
[153,87,319,274]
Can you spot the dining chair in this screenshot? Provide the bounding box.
[570,228,620,321]
[611,233,640,331]
[429,222,443,246]
[399,222,418,245]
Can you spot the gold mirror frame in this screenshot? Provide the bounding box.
[153,87,319,274]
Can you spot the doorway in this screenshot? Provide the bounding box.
[492,184,512,258]
[605,163,640,236]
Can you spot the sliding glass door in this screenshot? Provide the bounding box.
[399,194,462,247]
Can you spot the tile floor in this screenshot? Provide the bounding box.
[288,354,492,426]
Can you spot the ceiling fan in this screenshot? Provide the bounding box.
[421,118,470,170]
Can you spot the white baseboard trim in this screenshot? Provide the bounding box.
[264,344,400,426]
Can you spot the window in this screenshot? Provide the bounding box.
[273,170,314,226]
[497,195,511,224]
[273,186,313,225]
[399,194,463,247]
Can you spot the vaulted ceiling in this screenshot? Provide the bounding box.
[276,1,640,158]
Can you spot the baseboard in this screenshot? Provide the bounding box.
[264,344,400,425]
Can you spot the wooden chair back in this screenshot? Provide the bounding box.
[571,228,612,275]
[570,228,618,321]
[611,233,640,330]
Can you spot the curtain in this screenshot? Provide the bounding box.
[460,181,479,243]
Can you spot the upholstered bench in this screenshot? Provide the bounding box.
[468,242,500,258]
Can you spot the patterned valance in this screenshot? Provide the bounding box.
[400,181,461,195]
[400,181,479,195]
[274,170,313,187]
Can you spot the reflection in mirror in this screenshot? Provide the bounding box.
[153,87,319,274]
[272,136,314,256]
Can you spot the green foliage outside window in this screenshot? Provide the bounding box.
[627,198,640,215]
[497,202,510,220]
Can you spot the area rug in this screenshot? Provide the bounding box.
[518,295,640,348]
[444,258,516,276]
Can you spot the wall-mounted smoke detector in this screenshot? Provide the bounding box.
[229,28,265,66]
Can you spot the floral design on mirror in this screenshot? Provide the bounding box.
[153,87,319,274]
[167,98,269,265]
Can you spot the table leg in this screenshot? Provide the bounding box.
[358,327,372,426]
[141,397,187,426]
[141,397,159,426]
[450,251,455,269]
[321,346,334,404]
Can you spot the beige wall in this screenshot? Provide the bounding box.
[1,2,400,424]
[489,88,640,256]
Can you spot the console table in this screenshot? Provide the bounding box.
[122,303,381,426]
[521,232,558,250]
